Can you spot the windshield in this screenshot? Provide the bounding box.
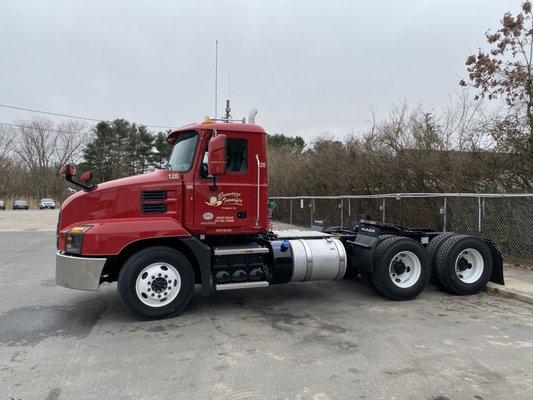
[42,198,53,202]
[168,131,198,172]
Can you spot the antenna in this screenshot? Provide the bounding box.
[224,70,232,120]
[228,70,231,100]
[214,40,218,120]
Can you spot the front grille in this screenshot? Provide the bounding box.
[142,190,167,201]
[141,204,167,214]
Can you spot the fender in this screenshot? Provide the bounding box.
[79,217,191,256]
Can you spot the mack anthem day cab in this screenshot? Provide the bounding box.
[56,119,504,319]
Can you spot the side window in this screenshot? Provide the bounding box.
[227,139,247,173]
[199,137,248,178]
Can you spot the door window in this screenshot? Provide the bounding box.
[227,139,247,173]
[200,138,248,178]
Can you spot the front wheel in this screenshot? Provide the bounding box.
[118,246,195,319]
[371,236,430,300]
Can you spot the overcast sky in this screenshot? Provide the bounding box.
[0,0,522,141]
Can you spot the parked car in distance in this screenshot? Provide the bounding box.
[0,200,5,210]
[39,198,56,209]
[13,200,29,210]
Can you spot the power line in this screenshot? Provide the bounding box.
[0,103,176,129]
[0,122,90,135]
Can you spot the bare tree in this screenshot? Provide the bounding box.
[461,0,533,162]
[12,118,88,199]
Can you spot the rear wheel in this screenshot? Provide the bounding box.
[371,236,430,300]
[427,233,454,289]
[118,246,195,319]
[435,236,493,295]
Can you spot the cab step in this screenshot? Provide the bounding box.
[213,244,269,256]
[215,281,269,291]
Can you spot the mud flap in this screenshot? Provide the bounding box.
[181,237,214,295]
[485,239,504,285]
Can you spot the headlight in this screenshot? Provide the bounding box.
[65,225,93,255]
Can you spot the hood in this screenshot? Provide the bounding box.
[60,169,182,230]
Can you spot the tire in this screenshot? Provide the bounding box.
[118,246,195,319]
[371,236,430,300]
[435,235,493,295]
[427,233,455,289]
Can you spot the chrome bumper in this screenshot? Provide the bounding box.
[56,252,107,291]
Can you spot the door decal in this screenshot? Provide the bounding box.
[205,192,243,207]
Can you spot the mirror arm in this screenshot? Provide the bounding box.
[65,175,97,192]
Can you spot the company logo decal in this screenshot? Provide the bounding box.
[205,192,243,207]
[202,212,214,221]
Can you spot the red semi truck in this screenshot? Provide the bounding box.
[56,120,504,319]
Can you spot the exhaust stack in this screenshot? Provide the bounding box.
[248,109,258,124]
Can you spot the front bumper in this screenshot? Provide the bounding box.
[56,252,107,291]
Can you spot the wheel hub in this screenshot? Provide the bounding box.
[456,256,472,272]
[135,262,181,307]
[388,251,421,288]
[455,248,484,284]
[392,259,407,275]
[151,277,168,293]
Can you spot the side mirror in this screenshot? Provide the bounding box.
[208,134,227,176]
[59,163,77,177]
[80,171,93,184]
[59,164,97,192]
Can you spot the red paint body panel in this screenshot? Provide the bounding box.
[58,122,269,256]
[81,218,189,255]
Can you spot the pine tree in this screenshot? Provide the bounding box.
[153,131,172,168]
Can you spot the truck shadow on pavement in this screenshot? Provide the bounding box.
[0,297,107,347]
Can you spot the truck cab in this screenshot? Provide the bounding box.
[166,121,268,235]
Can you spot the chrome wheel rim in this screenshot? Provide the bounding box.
[455,248,484,284]
[135,262,181,307]
[389,251,421,288]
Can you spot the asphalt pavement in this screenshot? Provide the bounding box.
[0,213,532,399]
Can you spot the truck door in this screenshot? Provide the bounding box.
[193,132,254,234]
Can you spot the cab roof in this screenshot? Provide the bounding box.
[167,121,266,144]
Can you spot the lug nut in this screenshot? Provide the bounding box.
[151,276,155,279]
[158,294,161,298]
[168,280,172,283]
[158,273,162,277]
[147,288,151,292]
[151,293,155,297]
[164,275,168,278]
[164,292,167,296]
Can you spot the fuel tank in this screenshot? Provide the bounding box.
[268,238,347,284]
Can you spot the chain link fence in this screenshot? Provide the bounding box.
[270,193,533,266]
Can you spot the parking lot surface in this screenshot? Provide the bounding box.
[1,212,532,399]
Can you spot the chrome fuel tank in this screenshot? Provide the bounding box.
[269,237,347,283]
